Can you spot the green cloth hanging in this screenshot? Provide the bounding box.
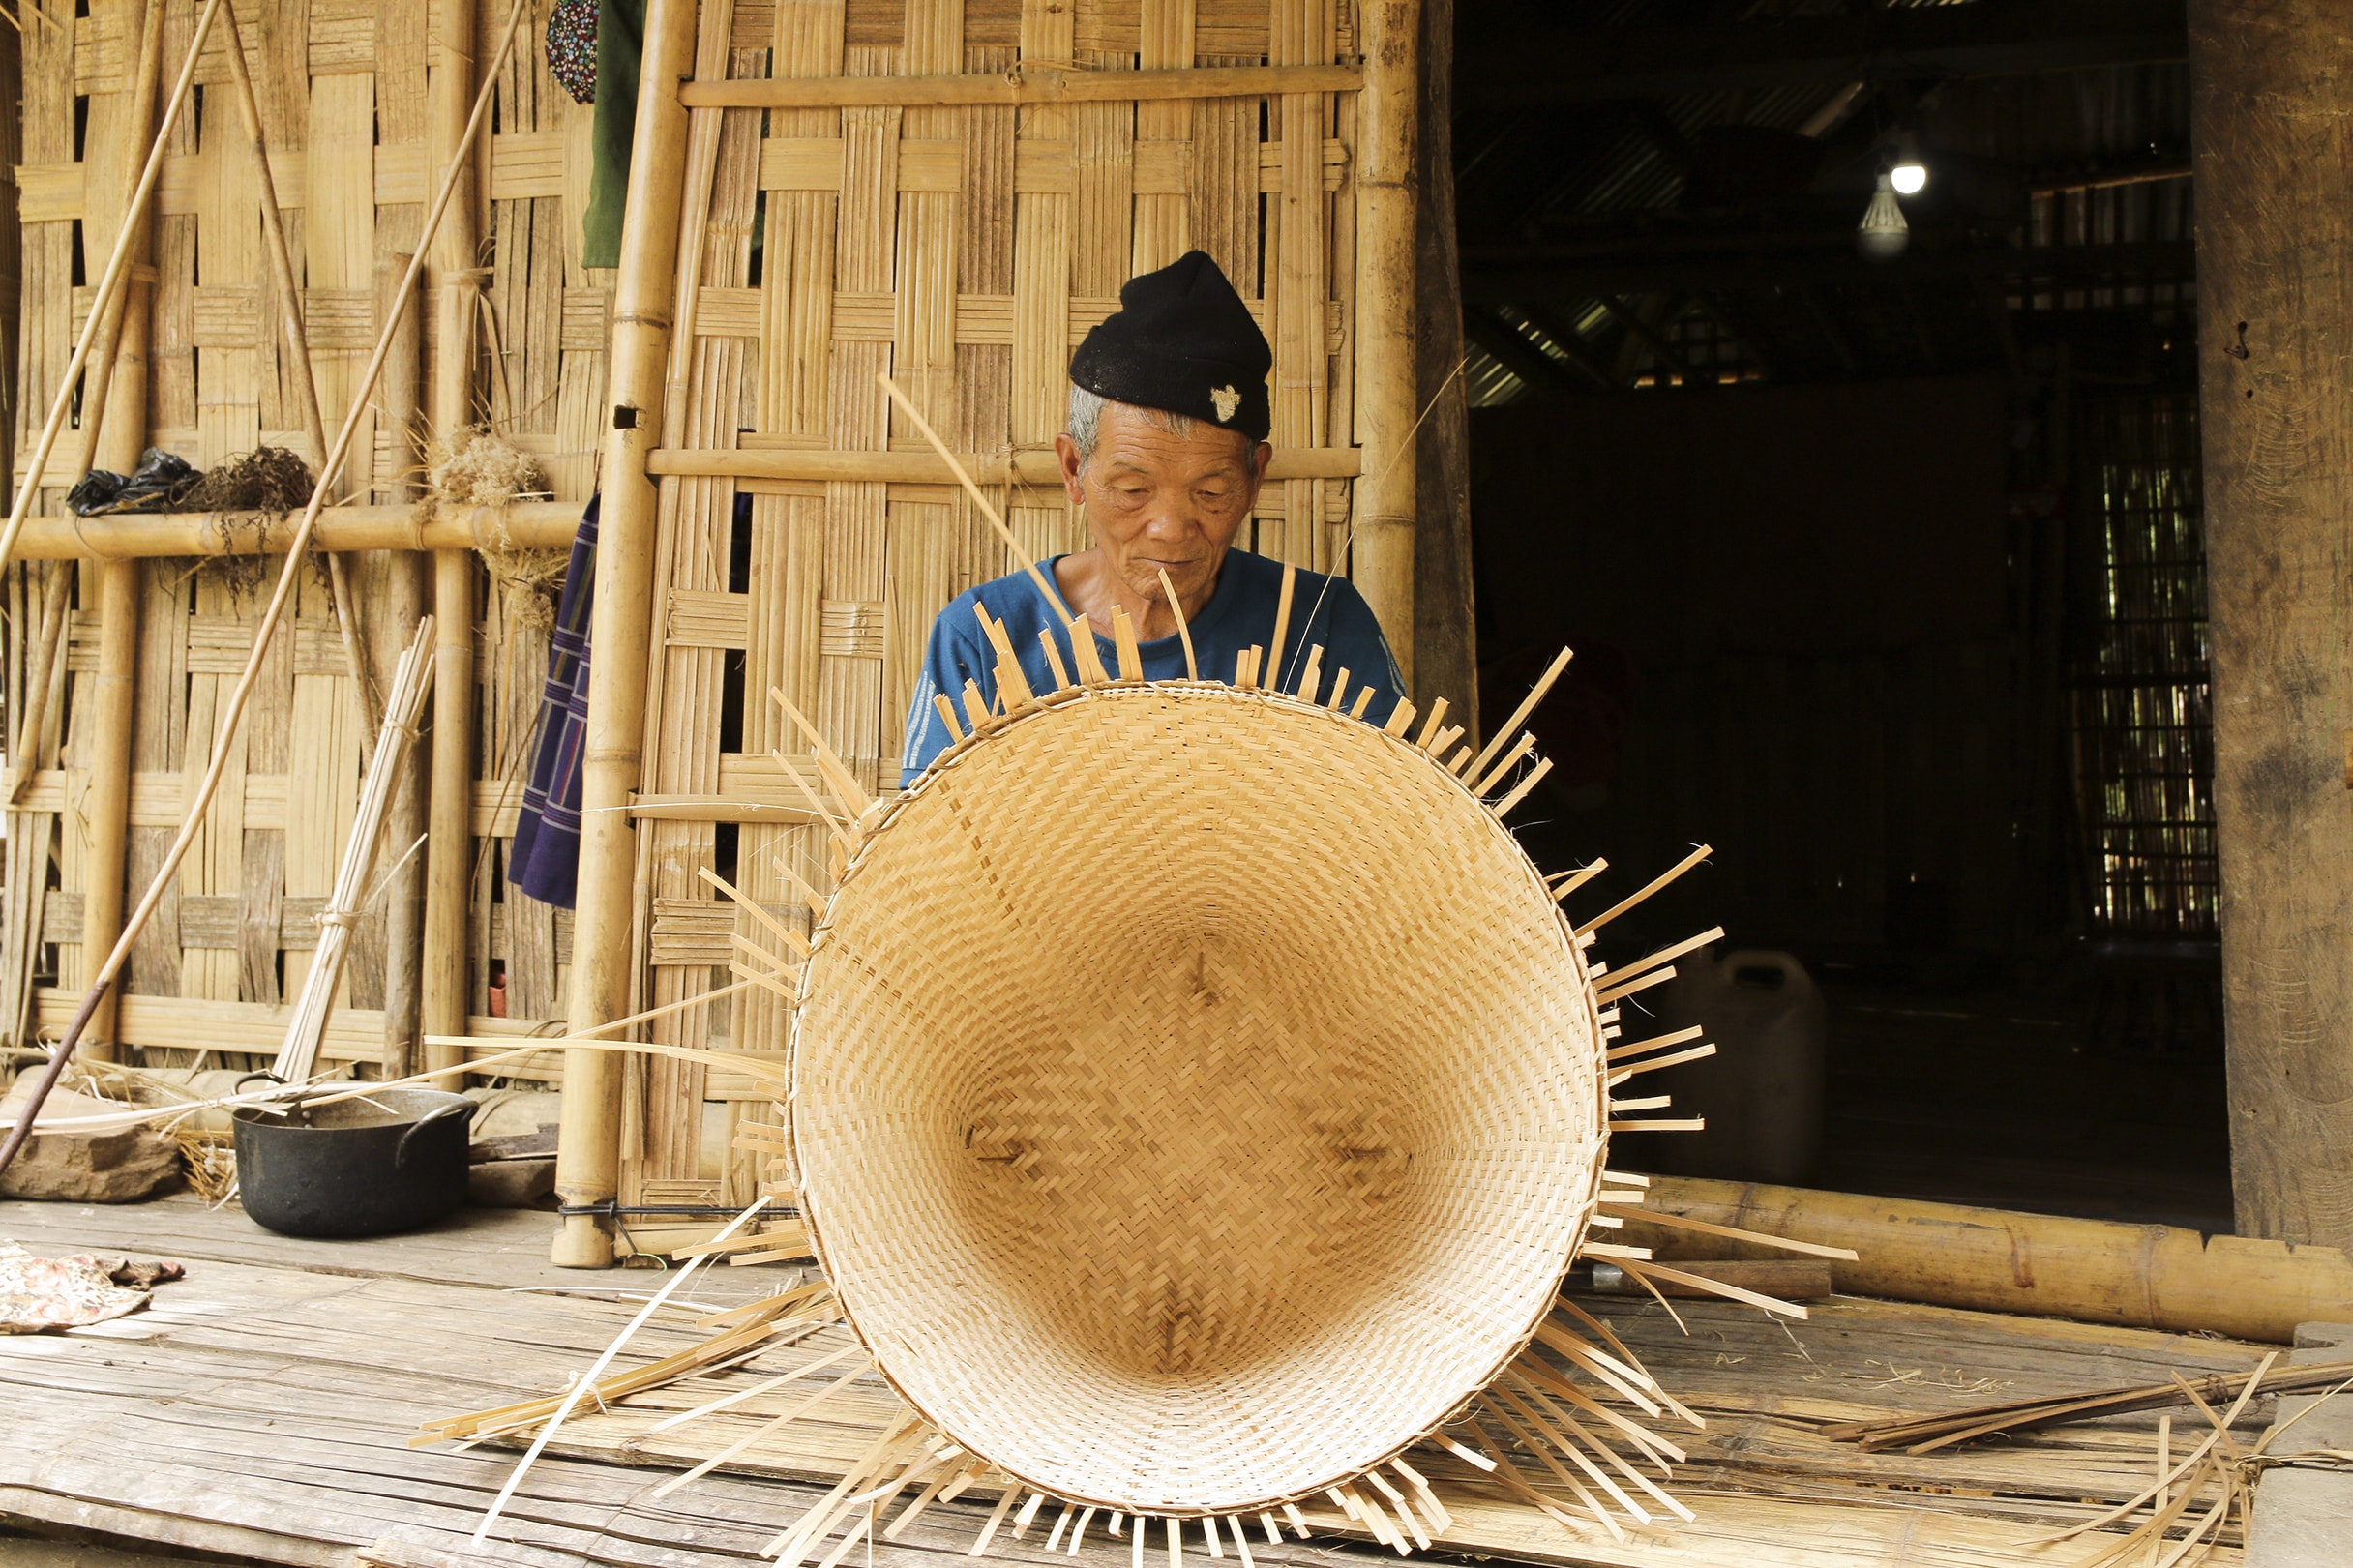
[581,0,645,271]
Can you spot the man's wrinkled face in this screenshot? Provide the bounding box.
[1058,401,1271,607]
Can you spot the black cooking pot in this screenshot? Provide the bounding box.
[231,1087,473,1238]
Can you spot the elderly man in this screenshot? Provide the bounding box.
[901,251,1406,785]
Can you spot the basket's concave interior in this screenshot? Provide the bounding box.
[793,690,1600,1514]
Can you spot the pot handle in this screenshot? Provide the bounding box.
[396,1101,474,1169]
[236,1071,286,1089]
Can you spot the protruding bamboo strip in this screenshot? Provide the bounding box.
[1468,732,1534,797]
[1601,927,1726,992]
[1296,644,1323,704]
[0,0,226,580]
[1607,1042,1717,1082]
[1617,1257,1807,1319]
[1576,843,1713,936]
[1156,570,1198,679]
[0,0,535,1179]
[1489,756,1553,816]
[1264,564,1296,690]
[702,866,814,958]
[1112,607,1144,682]
[1037,630,1074,692]
[1550,858,1606,902]
[934,694,968,745]
[879,373,1073,622]
[1381,699,1416,738]
[771,688,877,818]
[1597,1204,1859,1261]
[1466,647,1571,782]
[1606,1025,1704,1064]
[649,1359,873,1498]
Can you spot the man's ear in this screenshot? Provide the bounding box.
[1252,441,1273,485]
[1054,433,1087,506]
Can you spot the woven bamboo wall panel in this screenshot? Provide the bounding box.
[5,0,611,1070]
[621,0,1378,1206]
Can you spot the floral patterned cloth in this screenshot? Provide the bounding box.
[0,1241,182,1333]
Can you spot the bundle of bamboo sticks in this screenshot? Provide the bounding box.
[270,618,439,1086]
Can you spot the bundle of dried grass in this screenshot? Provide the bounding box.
[429,429,566,629]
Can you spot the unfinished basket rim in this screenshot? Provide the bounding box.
[789,682,1605,1516]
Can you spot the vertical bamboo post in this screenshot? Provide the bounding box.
[377,252,430,1080]
[422,0,484,1080]
[551,0,700,1268]
[1353,0,1423,688]
[77,0,169,1063]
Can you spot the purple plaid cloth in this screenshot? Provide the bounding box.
[509,497,600,908]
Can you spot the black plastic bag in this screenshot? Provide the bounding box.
[66,448,198,516]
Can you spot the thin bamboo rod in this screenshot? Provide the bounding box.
[877,374,1073,622]
[1351,0,1424,685]
[2,568,73,802]
[0,0,222,578]
[4,503,580,560]
[551,0,701,1270]
[272,617,437,1085]
[681,62,1360,110]
[215,0,381,754]
[0,0,536,1184]
[648,447,1361,484]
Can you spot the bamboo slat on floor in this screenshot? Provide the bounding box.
[0,1196,2259,1567]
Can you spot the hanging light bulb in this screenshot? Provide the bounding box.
[1889,161,1927,195]
[1857,173,1910,261]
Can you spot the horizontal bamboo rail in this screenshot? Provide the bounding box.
[6,504,580,560]
[1632,1175,2353,1345]
[679,62,1361,110]
[648,447,1362,484]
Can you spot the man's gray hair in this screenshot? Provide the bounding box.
[1066,383,1201,470]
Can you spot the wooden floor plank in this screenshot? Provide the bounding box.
[0,1194,2262,1568]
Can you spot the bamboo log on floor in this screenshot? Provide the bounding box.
[0,0,535,1183]
[3,504,580,560]
[377,252,431,1082]
[1626,1175,2353,1345]
[551,0,700,1270]
[421,0,485,1085]
[1352,0,1423,687]
[74,0,170,1064]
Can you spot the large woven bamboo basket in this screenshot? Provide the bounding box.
[789,679,1606,1517]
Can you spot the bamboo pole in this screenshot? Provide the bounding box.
[1352,0,1423,688]
[646,447,1361,483]
[679,61,1359,109]
[74,0,170,1065]
[1630,1176,2353,1345]
[551,0,701,1270]
[378,253,431,1082]
[422,0,485,1084]
[3,502,579,559]
[2,569,72,803]
[0,0,224,577]
[214,0,381,755]
[0,0,535,1184]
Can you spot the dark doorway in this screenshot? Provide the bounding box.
[1455,0,2228,1230]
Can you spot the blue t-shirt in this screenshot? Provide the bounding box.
[900,549,1407,785]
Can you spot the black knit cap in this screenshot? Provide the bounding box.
[1069,251,1273,442]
